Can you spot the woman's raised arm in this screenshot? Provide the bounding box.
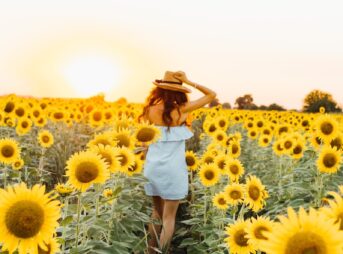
[174,71,217,113]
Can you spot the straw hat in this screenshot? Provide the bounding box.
[153,71,191,93]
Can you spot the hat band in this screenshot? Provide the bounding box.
[155,79,182,85]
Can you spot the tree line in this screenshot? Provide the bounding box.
[209,89,342,113]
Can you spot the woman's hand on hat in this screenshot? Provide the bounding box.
[173,71,188,83]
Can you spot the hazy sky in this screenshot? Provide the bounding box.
[1,0,343,109]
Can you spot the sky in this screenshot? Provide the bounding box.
[0,0,343,110]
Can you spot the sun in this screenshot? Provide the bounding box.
[61,52,120,97]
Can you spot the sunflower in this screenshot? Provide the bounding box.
[212,192,228,210]
[126,155,144,176]
[201,150,216,164]
[214,154,228,175]
[116,147,135,174]
[203,119,217,136]
[281,136,295,154]
[247,128,258,140]
[291,140,306,160]
[246,216,274,250]
[224,183,244,206]
[133,122,161,145]
[0,138,21,165]
[89,144,120,173]
[224,220,256,254]
[244,175,269,212]
[54,183,74,196]
[226,158,245,182]
[89,109,104,127]
[260,207,343,254]
[310,134,323,150]
[38,130,54,148]
[65,150,110,192]
[228,140,241,158]
[0,183,61,254]
[112,128,136,149]
[215,115,229,131]
[86,131,118,149]
[34,116,47,127]
[212,129,227,146]
[198,163,221,187]
[321,191,343,230]
[258,134,272,147]
[16,117,33,136]
[316,146,342,174]
[330,132,343,151]
[185,150,199,171]
[315,114,339,143]
[11,158,24,170]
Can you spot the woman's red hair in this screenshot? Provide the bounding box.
[139,87,189,128]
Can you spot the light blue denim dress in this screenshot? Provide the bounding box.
[143,125,194,200]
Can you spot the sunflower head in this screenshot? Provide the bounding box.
[0,138,21,165]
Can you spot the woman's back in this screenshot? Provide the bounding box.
[145,103,188,127]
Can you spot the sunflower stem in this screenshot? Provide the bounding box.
[3,165,7,188]
[62,196,69,253]
[75,192,82,249]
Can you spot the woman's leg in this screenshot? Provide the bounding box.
[148,196,164,254]
[159,199,180,251]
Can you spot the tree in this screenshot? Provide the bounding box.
[303,90,341,113]
[267,103,286,111]
[234,94,254,109]
[222,102,231,109]
[209,98,220,108]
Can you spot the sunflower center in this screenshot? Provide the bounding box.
[293,145,303,155]
[219,120,226,128]
[217,134,224,141]
[1,145,15,158]
[320,122,333,135]
[128,162,138,172]
[14,161,21,167]
[229,190,242,200]
[234,229,249,247]
[285,232,326,254]
[330,138,342,150]
[42,136,50,143]
[33,110,40,118]
[53,112,63,119]
[118,154,128,166]
[4,102,15,113]
[115,134,130,148]
[136,128,155,142]
[21,121,29,128]
[209,125,216,133]
[15,108,25,117]
[186,156,195,166]
[204,170,214,180]
[101,153,113,166]
[263,138,269,143]
[230,165,239,174]
[218,160,225,170]
[323,153,337,168]
[247,122,253,128]
[254,226,269,240]
[284,141,292,149]
[218,197,226,205]
[75,162,99,183]
[204,157,214,164]
[5,200,44,238]
[93,112,102,121]
[231,144,239,154]
[249,186,260,201]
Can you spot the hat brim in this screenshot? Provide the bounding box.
[153,81,191,93]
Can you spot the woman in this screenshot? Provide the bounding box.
[139,70,216,253]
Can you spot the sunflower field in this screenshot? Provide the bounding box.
[0,93,342,254]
